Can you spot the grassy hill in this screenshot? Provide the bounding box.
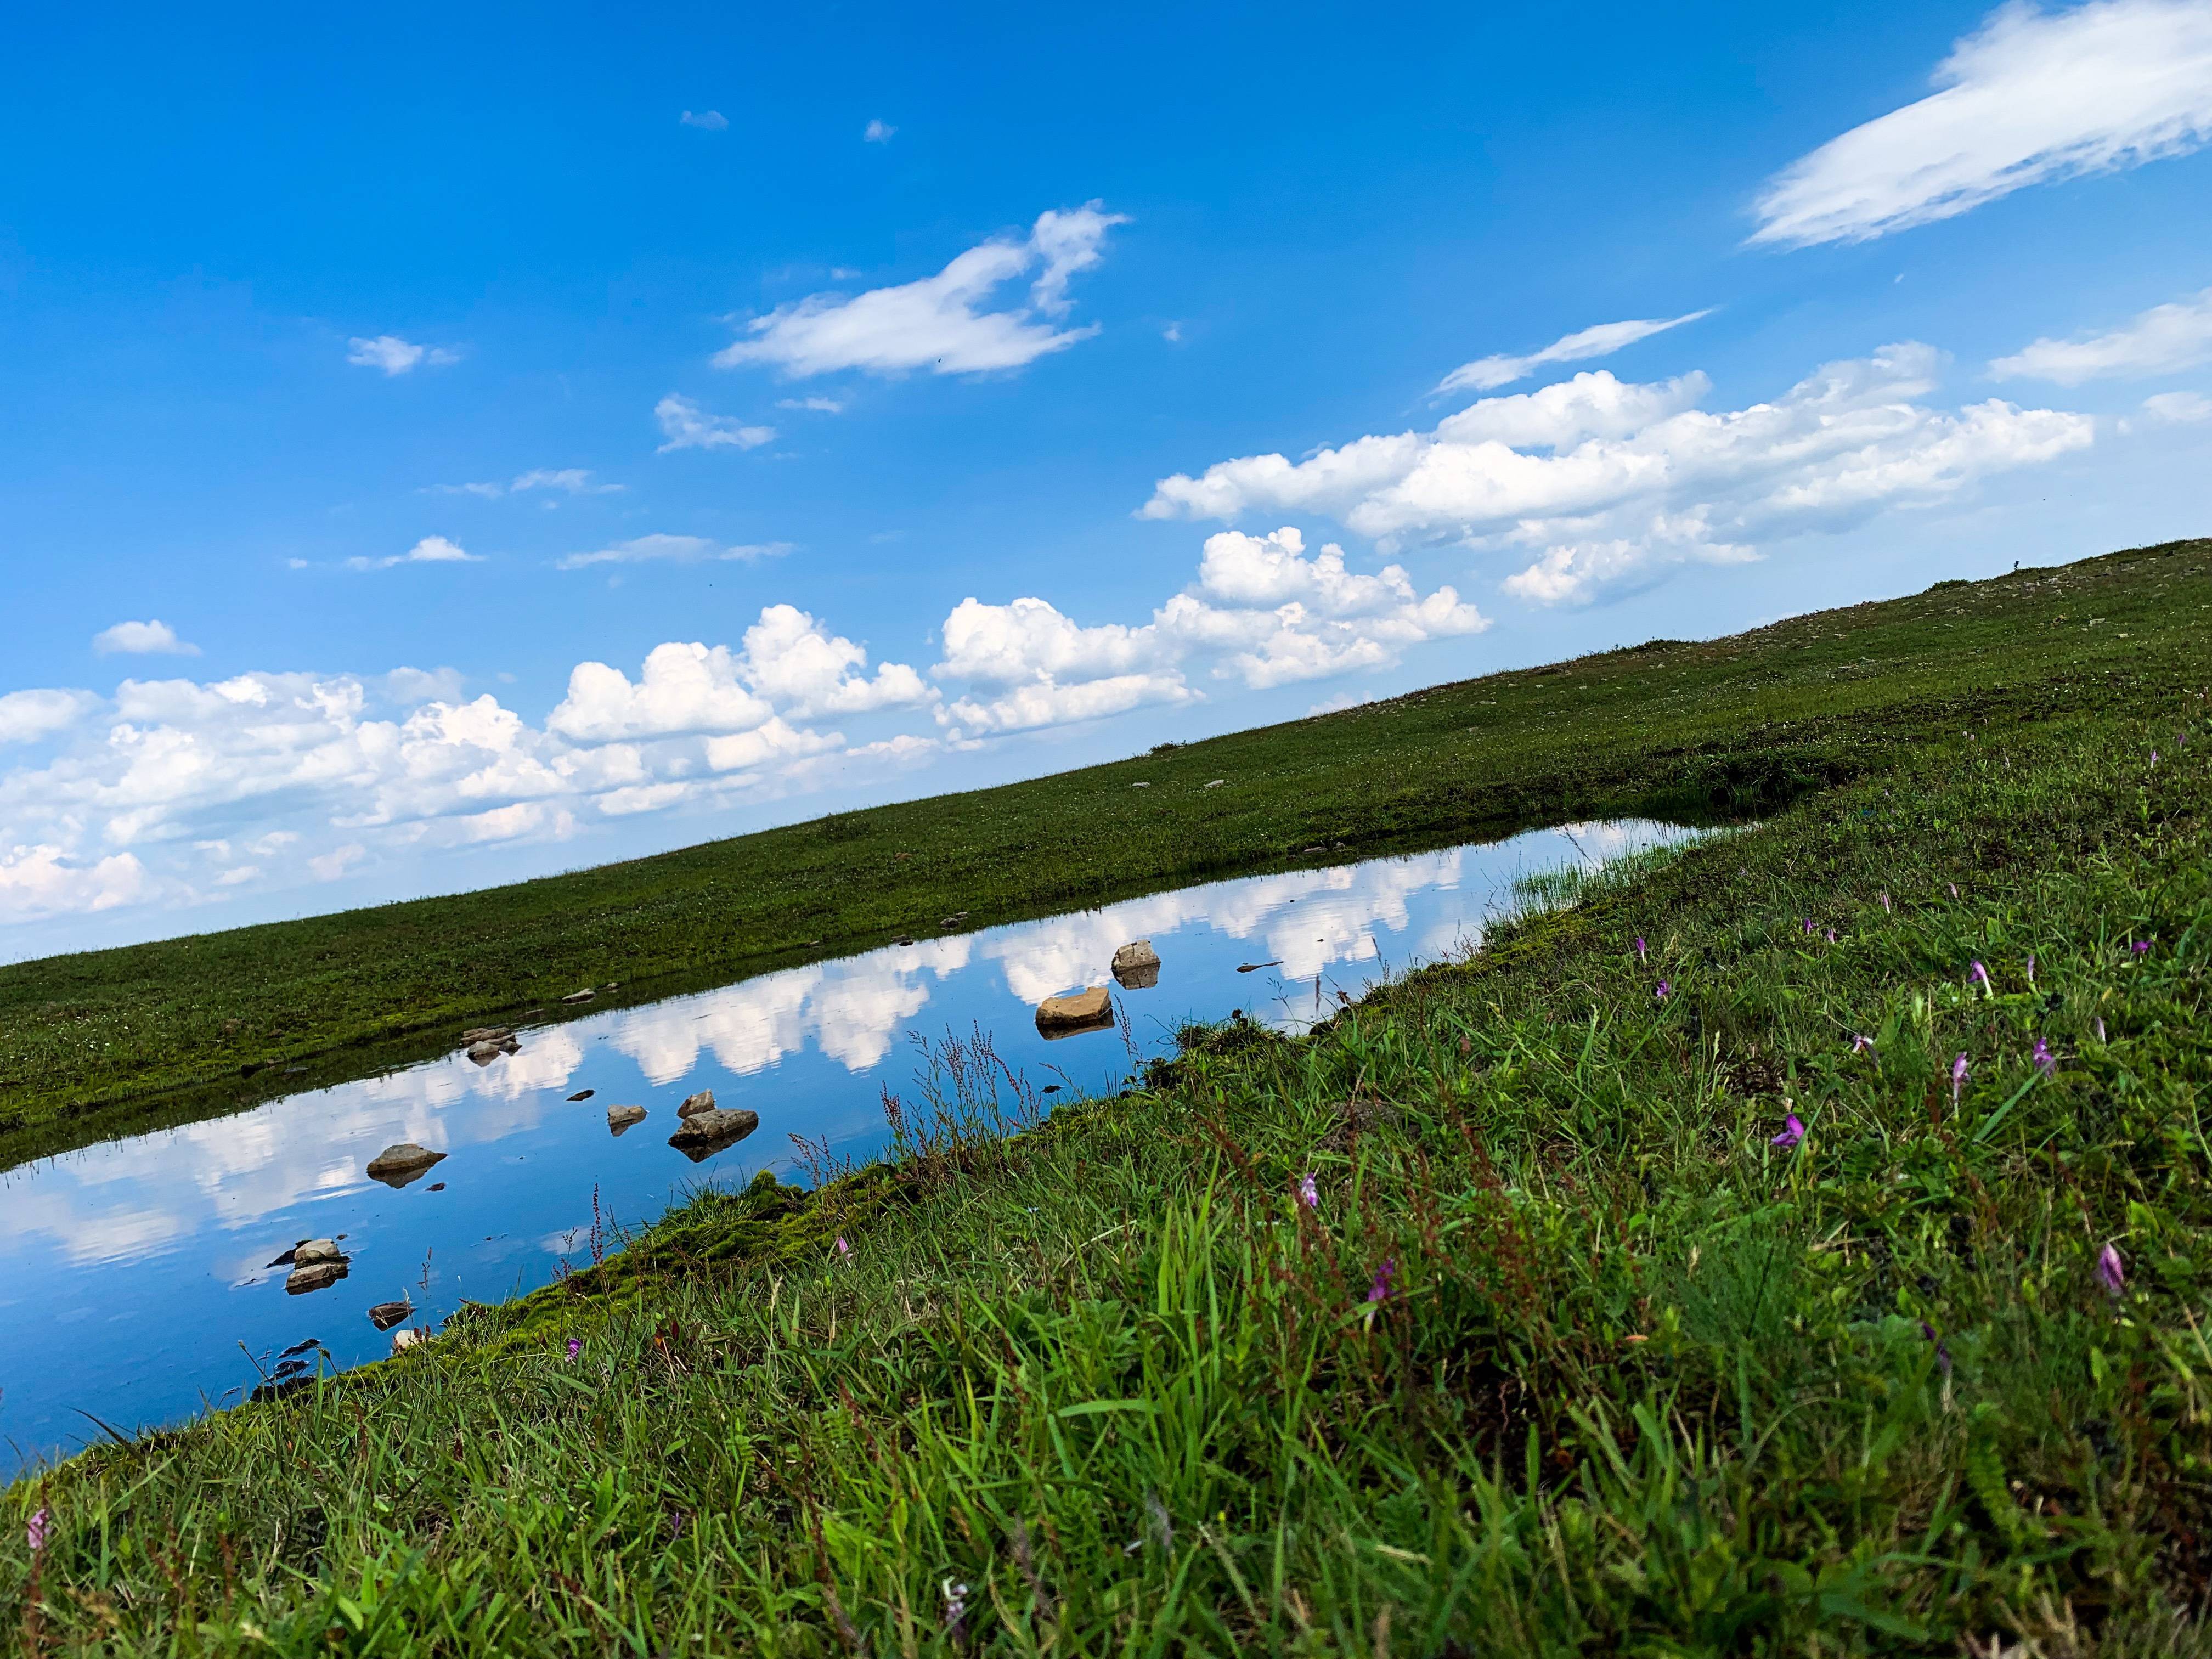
[4,538,2208,1171]
[4,538,2210,1652]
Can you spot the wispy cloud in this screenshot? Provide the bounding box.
[1752,0,2212,248]
[346,535,483,572]
[433,469,624,499]
[1436,310,1713,394]
[93,619,200,657]
[776,396,847,414]
[680,109,729,131]
[555,534,794,571]
[346,335,461,375]
[712,202,1126,379]
[864,118,896,143]
[1991,284,2212,382]
[655,394,776,452]
[2142,388,2212,421]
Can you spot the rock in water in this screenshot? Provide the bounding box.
[607,1104,647,1135]
[668,1108,760,1161]
[1111,939,1161,989]
[678,1089,716,1119]
[459,1026,511,1045]
[561,989,595,1004]
[567,1088,595,1101]
[465,1040,503,1065]
[291,1238,345,1267]
[367,1300,413,1331]
[286,1260,348,1295]
[365,1143,447,1187]
[1036,986,1114,1037]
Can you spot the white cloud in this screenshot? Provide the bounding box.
[864,119,895,143]
[2143,388,2212,420]
[0,689,98,746]
[1436,309,1712,394]
[932,526,1488,733]
[308,843,365,881]
[776,396,847,413]
[711,202,1126,378]
[554,533,793,571]
[1990,285,2212,382]
[93,619,200,657]
[655,394,776,452]
[1143,345,2094,605]
[1751,0,2212,248]
[510,468,622,494]
[347,535,481,572]
[680,110,728,131]
[346,335,460,375]
[0,844,151,918]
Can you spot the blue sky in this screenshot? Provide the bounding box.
[4,0,2210,955]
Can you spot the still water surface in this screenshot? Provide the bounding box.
[0,819,1694,1473]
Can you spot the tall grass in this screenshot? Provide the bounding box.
[6,696,2210,1654]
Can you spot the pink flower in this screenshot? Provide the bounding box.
[1878,891,1892,915]
[2096,1017,2108,1043]
[834,1236,850,1257]
[1970,961,1990,992]
[1770,1113,1805,1150]
[1297,1172,1319,1209]
[26,1506,50,1554]
[2096,1243,2126,1296]
[1951,1053,1970,1110]
[1825,929,1837,945]
[1366,1257,1397,1304]
[1655,980,1671,1001]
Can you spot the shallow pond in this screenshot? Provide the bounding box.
[0,819,1697,1474]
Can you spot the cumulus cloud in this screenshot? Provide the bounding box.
[554,533,793,571]
[1142,345,2093,605]
[0,602,938,924]
[932,526,1488,733]
[1437,310,1712,394]
[711,202,1126,379]
[1990,285,2212,382]
[655,394,776,452]
[863,119,895,143]
[1752,0,2212,248]
[346,335,460,375]
[93,620,200,657]
[347,535,481,572]
[680,109,728,130]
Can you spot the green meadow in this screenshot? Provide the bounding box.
[4,538,2211,1654]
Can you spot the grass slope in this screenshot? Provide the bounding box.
[4,539,2209,1171]
[4,547,2212,1653]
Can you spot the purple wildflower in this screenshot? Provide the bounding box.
[1803,918,1815,936]
[2033,1037,2056,1076]
[1770,1113,1805,1150]
[27,1506,50,1554]
[834,1235,850,1257]
[1919,1322,1953,1378]
[2026,955,2036,984]
[1297,1172,1319,1210]
[1634,935,1647,963]
[1948,882,1960,899]
[1970,960,1990,992]
[1825,928,1837,945]
[2132,940,2151,957]
[565,1336,581,1361]
[1366,1257,1397,1304]
[1879,891,1892,915]
[1951,1052,1970,1110]
[1851,1034,1876,1055]
[943,1578,970,1638]
[2096,1243,2126,1297]
[2096,1017,2108,1043]
[1655,980,1671,1002]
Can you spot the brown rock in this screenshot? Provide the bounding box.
[561,989,595,1005]
[285,1260,348,1295]
[459,1027,511,1045]
[1036,986,1114,1036]
[367,1300,413,1331]
[366,1143,447,1188]
[667,1108,760,1161]
[678,1089,716,1119]
[1111,940,1161,989]
[465,1040,503,1065]
[291,1238,344,1268]
[607,1104,647,1135]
